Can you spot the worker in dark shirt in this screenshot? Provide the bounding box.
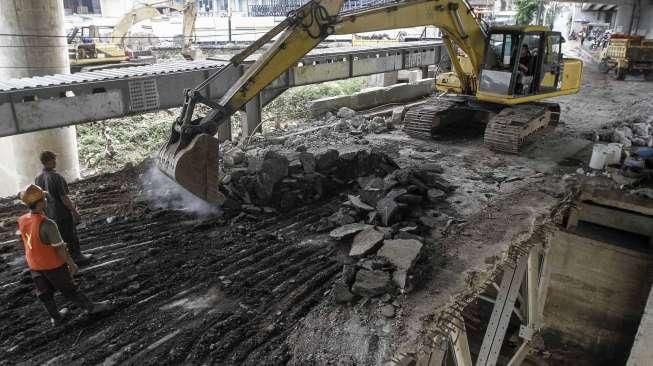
[518,44,531,74]
[35,151,92,265]
[17,184,114,326]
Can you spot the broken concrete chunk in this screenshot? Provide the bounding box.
[350,228,384,257]
[351,269,391,297]
[223,148,246,166]
[632,123,650,137]
[315,149,340,171]
[298,152,316,173]
[376,197,400,226]
[348,195,375,211]
[421,163,444,173]
[360,188,385,206]
[337,107,356,119]
[380,304,395,318]
[385,188,408,201]
[378,239,423,289]
[256,150,289,198]
[396,194,422,205]
[427,188,446,202]
[329,223,372,240]
[390,106,405,126]
[334,282,355,304]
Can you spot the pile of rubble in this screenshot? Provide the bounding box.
[593,100,653,148]
[219,144,398,210]
[324,165,457,313]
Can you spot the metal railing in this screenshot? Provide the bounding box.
[246,0,397,17]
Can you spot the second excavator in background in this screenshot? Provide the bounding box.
[68,1,201,72]
[157,0,583,203]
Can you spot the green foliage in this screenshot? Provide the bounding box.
[515,0,539,25]
[76,78,366,174]
[76,112,173,173]
[262,78,366,126]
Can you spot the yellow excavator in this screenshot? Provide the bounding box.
[157,0,583,203]
[68,1,200,72]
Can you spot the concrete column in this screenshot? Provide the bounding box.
[0,0,80,197]
[615,0,636,34]
[244,96,262,137]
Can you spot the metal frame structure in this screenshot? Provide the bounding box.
[0,42,443,138]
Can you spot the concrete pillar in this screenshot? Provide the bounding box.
[615,0,635,34]
[244,96,262,137]
[367,71,399,87]
[0,0,80,197]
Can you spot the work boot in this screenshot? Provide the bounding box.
[72,253,93,266]
[50,308,70,327]
[87,300,115,315]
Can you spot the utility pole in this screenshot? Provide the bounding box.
[227,0,232,42]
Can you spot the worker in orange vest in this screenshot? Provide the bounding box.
[17,184,114,326]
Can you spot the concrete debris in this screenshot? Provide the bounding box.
[370,117,387,133]
[315,148,340,171]
[376,197,400,226]
[380,304,395,318]
[256,150,289,199]
[298,152,316,173]
[351,269,391,297]
[349,227,384,257]
[333,282,355,304]
[337,107,357,119]
[223,147,246,166]
[427,188,446,202]
[390,106,405,126]
[329,223,372,240]
[378,239,423,290]
[348,195,375,211]
[360,188,385,206]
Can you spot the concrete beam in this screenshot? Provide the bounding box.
[0,42,443,138]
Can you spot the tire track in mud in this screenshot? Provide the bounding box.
[0,175,346,365]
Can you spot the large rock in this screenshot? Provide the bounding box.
[315,148,340,171]
[427,188,446,202]
[299,152,316,173]
[378,239,423,290]
[351,269,391,297]
[329,223,372,240]
[334,282,355,303]
[350,228,384,257]
[348,195,375,211]
[376,197,400,226]
[337,107,357,119]
[255,150,289,198]
[223,147,246,166]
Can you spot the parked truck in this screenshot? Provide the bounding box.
[599,34,653,80]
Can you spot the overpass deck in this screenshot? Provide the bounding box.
[0,41,443,138]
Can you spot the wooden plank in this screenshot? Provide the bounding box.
[577,202,653,237]
[477,256,528,366]
[580,188,653,216]
[450,317,473,366]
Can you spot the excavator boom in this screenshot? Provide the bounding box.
[156,0,582,203]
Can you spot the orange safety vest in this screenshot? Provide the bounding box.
[18,213,65,271]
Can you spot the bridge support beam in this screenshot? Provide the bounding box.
[0,0,80,196]
[615,0,636,34]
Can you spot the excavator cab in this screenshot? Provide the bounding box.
[478,27,565,96]
[478,26,580,104]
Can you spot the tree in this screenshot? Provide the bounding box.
[515,0,539,25]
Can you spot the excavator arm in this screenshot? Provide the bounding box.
[158,0,488,203]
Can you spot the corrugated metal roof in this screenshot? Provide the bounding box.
[0,60,225,92]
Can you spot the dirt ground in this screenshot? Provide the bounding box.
[0,45,651,365]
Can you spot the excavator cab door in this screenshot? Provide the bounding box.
[479,31,521,95]
[538,32,564,92]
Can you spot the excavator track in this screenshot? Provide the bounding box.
[483,102,560,154]
[403,100,459,139]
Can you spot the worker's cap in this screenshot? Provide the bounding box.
[39,150,57,164]
[18,184,47,206]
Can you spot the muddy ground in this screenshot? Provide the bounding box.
[1,45,652,365]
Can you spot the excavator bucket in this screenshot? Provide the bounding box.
[157,133,226,205]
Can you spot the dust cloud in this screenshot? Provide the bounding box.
[140,165,222,217]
